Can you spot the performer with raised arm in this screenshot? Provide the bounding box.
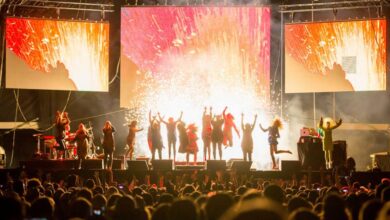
[260,118,291,169]
[186,124,199,165]
[319,117,343,169]
[202,107,213,161]
[126,120,143,160]
[55,111,70,159]
[158,111,183,161]
[74,123,89,169]
[211,109,224,160]
[102,121,116,169]
[149,110,163,160]
[223,106,240,148]
[241,113,257,162]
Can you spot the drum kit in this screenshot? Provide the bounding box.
[33,123,97,160]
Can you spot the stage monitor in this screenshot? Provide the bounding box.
[5,17,109,92]
[285,19,386,93]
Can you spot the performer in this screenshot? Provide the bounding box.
[55,111,69,159]
[158,111,183,160]
[222,106,240,147]
[177,121,189,156]
[211,112,224,160]
[186,124,199,165]
[202,107,213,161]
[149,111,163,160]
[74,123,89,169]
[241,113,257,162]
[126,120,143,160]
[260,118,291,169]
[102,121,116,169]
[63,112,71,134]
[319,117,342,169]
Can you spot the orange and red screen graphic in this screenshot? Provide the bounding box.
[6,17,109,91]
[285,19,386,93]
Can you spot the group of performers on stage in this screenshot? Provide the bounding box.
[53,107,343,170]
[125,107,293,169]
[54,111,116,169]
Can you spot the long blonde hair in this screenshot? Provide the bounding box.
[272,118,283,129]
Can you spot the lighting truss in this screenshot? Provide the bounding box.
[3,0,114,13]
[279,0,390,13]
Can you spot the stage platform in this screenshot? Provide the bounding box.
[0,159,388,186]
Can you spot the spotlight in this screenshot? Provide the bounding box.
[101,7,105,20]
[333,8,337,20]
[289,12,295,23]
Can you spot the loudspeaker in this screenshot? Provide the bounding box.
[206,160,226,171]
[127,160,149,171]
[231,160,252,173]
[151,160,173,171]
[297,136,325,170]
[112,159,122,170]
[281,160,301,173]
[333,140,347,167]
[20,160,77,170]
[82,159,103,169]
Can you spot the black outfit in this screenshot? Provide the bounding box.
[55,122,66,151]
[150,123,163,160]
[103,126,115,169]
[241,125,255,162]
[165,122,178,160]
[178,126,189,154]
[211,119,224,160]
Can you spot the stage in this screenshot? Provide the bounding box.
[0,159,387,187]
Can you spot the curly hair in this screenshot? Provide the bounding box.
[272,118,283,129]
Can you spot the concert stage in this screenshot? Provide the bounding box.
[0,159,388,187]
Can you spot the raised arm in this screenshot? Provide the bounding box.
[223,106,227,119]
[210,107,213,119]
[158,113,168,124]
[136,128,144,132]
[319,117,324,129]
[149,110,152,124]
[259,123,268,132]
[251,115,258,131]
[176,111,183,123]
[331,118,343,130]
[241,113,244,130]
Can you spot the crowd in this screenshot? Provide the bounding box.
[0,171,390,220]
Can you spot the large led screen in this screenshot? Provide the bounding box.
[121,7,271,165]
[6,17,109,91]
[285,19,386,93]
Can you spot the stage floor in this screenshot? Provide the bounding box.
[0,159,388,187]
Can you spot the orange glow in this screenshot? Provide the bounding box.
[285,19,386,92]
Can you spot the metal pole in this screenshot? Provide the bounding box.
[5,4,114,12]
[313,93,316,128]
[280,5,383,13]
[280,8,284,118]
[281,0,383,8]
